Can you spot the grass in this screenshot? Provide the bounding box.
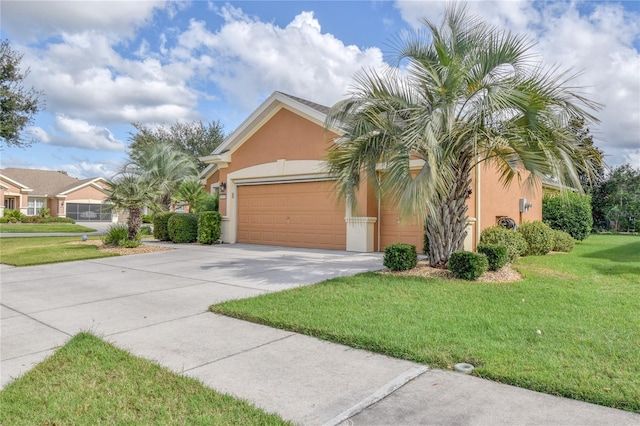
[0,236,118,266]
[0,333,290,425]
[211,234,640,412]
[0,223,96,233]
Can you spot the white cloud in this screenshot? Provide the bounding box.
[61,161,120,180]
[1,0,167,40]
[393,1,640,167]
[173,6,385,108]
[36,115,126,151]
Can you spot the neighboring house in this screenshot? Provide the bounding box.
[200,91,543,252]
[0,168,114,222]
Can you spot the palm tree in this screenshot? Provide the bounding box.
[105,173,160,240]
[326,4,600,268]
[172,178,207,212]
[126,141,198,210]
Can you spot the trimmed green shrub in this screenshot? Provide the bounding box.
[196,193,219,213]
[102,224,128,246]
[168,213,198,243]
[141,214,153,223]
[21,215,41,223]
[479,226,528,263]
[448,251,488,280]
[552,229,575,252]
[119,237,142,248]
[39,207,51,218]
[383,243,418,271]
[198,211,222,244]
[153,212,175,241]
[517,221,555,256]
[477,244,508,271]
[543,192,593,240]
[0,217,8,223]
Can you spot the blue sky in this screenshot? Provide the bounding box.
[2,0,639,179]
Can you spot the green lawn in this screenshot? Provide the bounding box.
[211,234,640,412]
[0,236,117,266]
[0,223,96,233]
[0,333,290,425]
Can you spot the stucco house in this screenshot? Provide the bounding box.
[0,168,114,222]
[200,91,543,252]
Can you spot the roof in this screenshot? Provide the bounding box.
[200,91,336,180]
[0,168,108,197]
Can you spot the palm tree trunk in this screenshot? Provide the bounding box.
[127,206,142,240]
[427,155,473,268]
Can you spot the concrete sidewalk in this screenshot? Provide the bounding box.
[1,244,638,425]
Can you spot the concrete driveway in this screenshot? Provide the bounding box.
[2,243,638,425]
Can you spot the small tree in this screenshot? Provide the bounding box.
[543,192,592,240]
[172,178,207,213]
[1,40,45,148]
[105,173,159,241]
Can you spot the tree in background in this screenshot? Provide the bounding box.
[592,164,640,232]
[129,121,224,171]
[124,141,198,211]
[326,4,600,267]
[0,40,44,148]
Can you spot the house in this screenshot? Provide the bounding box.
[0,168,114,222]
[200,91,543,252]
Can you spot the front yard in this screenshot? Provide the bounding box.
[211,234,640,412]
[0,223,97,233]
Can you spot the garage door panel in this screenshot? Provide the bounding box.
[238,182,346,250]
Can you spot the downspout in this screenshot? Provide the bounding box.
[377,196,381,252]
[475,159,481,249]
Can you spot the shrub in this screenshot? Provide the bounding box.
[153,212,175,241]
[39,207,51,218]
[477,244,508,271]
[139,225,153,236]
[479,226,528,263]
[196,193,219,212]
[3,209,24,223]
[383,243,418,271]
[40,217,75,223]
[168,213,198,243]
[21,215,41,223]
[141,214,153,224]
[543,192,593,240]
[198,211,222,244]
[448,251,488,280]
[119,237,142,248]
[0,217,8,223]
[517,221,555,256]
[102,224,128,246]
[552,229,575,252]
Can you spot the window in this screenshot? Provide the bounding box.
[4,198,15,209]
[210,184,220,196]
[27,198,46,216]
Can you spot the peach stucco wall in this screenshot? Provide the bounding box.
[479,162,543,230]
[65,185,107,202]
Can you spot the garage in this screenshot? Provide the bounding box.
[66,203,112,222]
[237,181,346,250]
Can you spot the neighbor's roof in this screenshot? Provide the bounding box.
[0,168,108,197]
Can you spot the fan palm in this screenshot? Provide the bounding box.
[326,4,600,268]
[172,178,207,212]
[104,173,160,240]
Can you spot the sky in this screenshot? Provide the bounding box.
[1,0,639,179]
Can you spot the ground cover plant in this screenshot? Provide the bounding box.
[0,236,118,266]
[0,223,96,233]
[0,333,290,425]
[212,234,640,412]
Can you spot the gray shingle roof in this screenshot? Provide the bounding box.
[0,168,100,197]
[276,91,331,115]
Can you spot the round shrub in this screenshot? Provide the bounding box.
[168,213,198,243]
[448,251,488,280]
[477,243,508,271]
[153,212,175,241]
[517,221,554,256]
[479,226,528,263]
[543,192,592,240]
[383,243,418,271]
[198,211,222,244]
[552,229,575,252]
